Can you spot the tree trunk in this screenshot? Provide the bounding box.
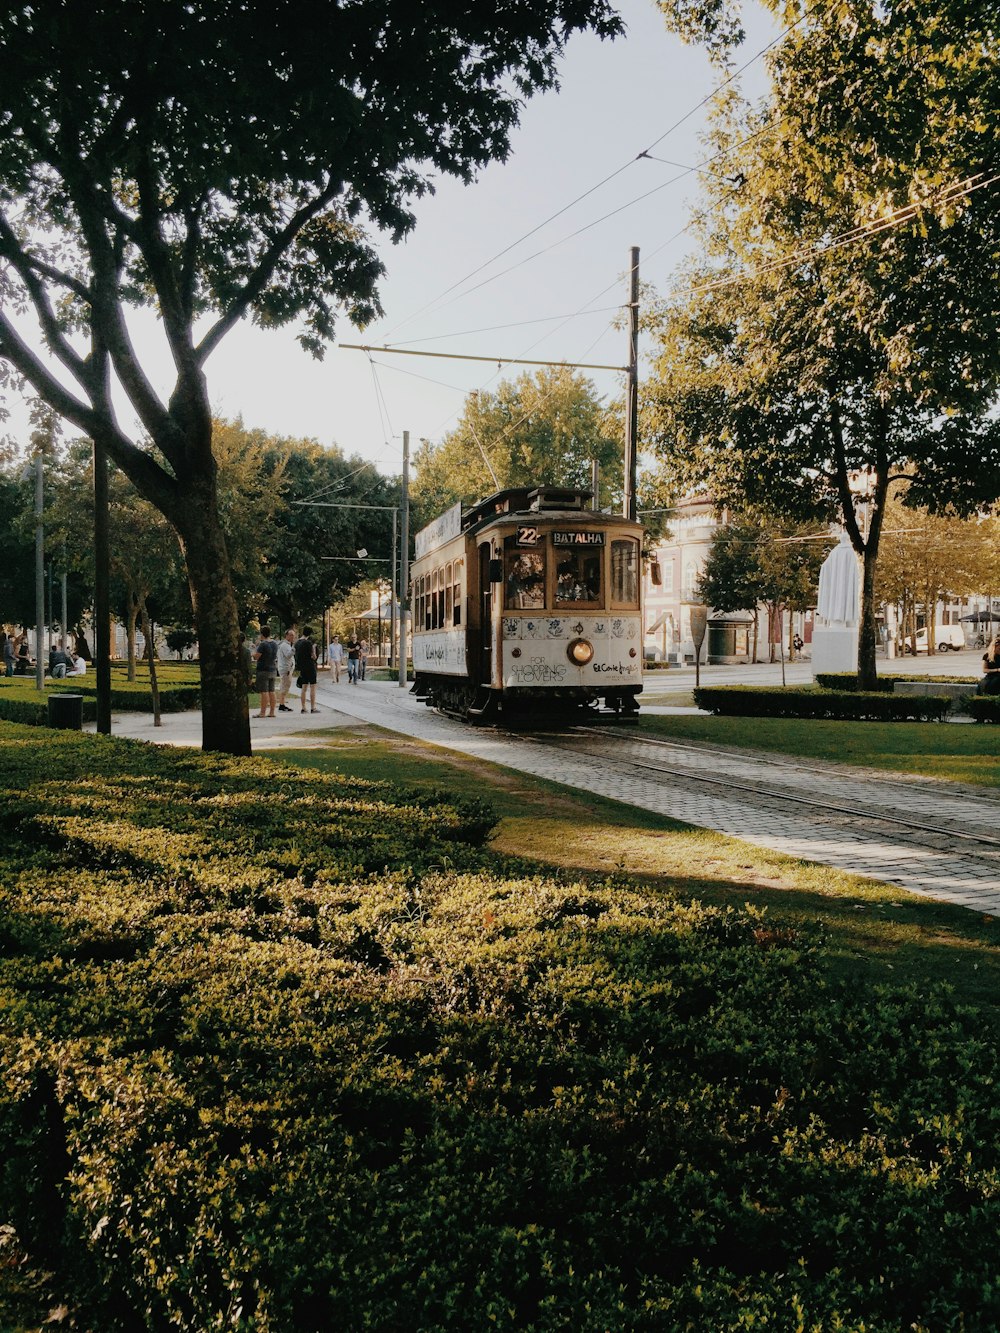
[139,600,161,727]
[172,479,251,756]
[126,599,139,681]
[857,542,880,690]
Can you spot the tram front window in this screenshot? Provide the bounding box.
[611,538,639,607]
[555,551,602,606]
[505,548,545,609]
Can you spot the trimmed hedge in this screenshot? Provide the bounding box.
[2,722,1000,1330]
[0,677,200,726]
[815,671,975,693]
[814,672,899,693]
[967,696,1000,723]
[694,685,951,721]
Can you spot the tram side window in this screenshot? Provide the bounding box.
[611,539,639,607]
[424,574,432,631]
[453,559,463,625]
[438,570,446,628]
[445,562,453,627]
[505,543,545,609]
[555,550,602,606]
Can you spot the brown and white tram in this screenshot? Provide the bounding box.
[410,485,643,721]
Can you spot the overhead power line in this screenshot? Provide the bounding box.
[666,171,998,304]
[377,3,822,342]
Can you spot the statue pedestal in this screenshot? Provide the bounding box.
[811,626,858,677]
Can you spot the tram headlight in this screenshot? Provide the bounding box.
[567,637,594,666]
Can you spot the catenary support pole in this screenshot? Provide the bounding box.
[34,453,44,691]
[390,508,398,669]
[398,431,410,689]
[61,545,67,647]
[93,435,112,733]
[623,245,639,524]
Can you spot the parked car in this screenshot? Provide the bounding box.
[903,625,967,653]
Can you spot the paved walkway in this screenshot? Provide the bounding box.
[89,672,1000,917]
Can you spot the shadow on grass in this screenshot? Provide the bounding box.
[272,737,1000,1024]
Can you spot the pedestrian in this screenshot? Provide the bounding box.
[978,634,1000,696]
[2,631,14,677]
[358,639,369,682]
[294,625,319,713]
[49,641,72,678]
[346,635,361,684]
[241,632,255,691]
[13,635,31,674]
[66,649,87,677]
[329,633,344,683]
[253,625,279,717]
[276,628,296,711]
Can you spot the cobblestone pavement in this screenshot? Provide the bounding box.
[91,671,1000,917]
[314,678,1000,917]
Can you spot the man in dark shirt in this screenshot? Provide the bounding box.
[346,637,361,685]
[294,626,319,713]
[253,626,279,717]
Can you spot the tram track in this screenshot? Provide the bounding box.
[526,725,1000,859]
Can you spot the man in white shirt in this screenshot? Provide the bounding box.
[329,634,344,683]
[276,628,297,711]
[66,652,87,677]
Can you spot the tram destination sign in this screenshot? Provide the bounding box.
[552,530,605,547]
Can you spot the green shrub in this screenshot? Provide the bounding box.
[814,671,899,693]
[694,685,951,721]
[814,671,974,693]
[0,676,199,725]
[967,696,1000,723]
[1,721,999,1330]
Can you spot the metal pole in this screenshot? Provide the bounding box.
[623,245,639,524]
[34,454,44,691]
[398,431,410,689]
[61,544,68,646]
[93,435,112,733]
[591,458,600,512]
[390,508,398,669]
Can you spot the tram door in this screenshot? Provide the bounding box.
[477,542,494,685]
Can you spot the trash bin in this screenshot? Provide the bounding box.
[47,692,83,730]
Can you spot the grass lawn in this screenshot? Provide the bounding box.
[633,711,1000,787]
[271,726,1000,1024]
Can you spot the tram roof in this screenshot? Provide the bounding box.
[461,485,594,531]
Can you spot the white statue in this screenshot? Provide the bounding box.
[816,532,860,626]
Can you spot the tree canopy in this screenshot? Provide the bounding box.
[644,0,1000,687]
[0,0,622,752]
[412,366,622,523]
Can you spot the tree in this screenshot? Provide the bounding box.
[46,439,187,678]
[696,514,833,663]
[876,493,993,654]
[645,0,1000,688]
[412,367,623,520]
[0,0,622,753]
[257,437,399,631]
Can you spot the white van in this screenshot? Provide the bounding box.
[903,625,967,653]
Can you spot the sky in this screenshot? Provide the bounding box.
[8,0,777,480]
